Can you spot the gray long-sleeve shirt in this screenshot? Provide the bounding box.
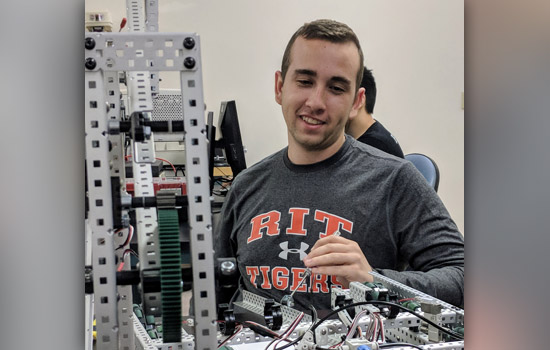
[215,135,464,310]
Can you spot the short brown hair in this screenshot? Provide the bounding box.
[281,19,364,92]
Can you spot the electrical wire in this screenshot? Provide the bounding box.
[347,309,368,339]
[119,18,127,32]
[375,313,385,342]
[115,225,134,250]
[155,157,177,174]
[116,249,138,272]
[365,313,375,341]
[217,324,243,348]
[267,312,305,350]
[243,321,282,339]
[328,309,369,349]
[399,298,416,302]
[274,299,462,349]
[268,300,464,350]
[379,343,424,349]
[310,301,463,341]
[272,305,317,350]
[124,154,178,174]
[175,166,185,176]
[214,166,233,180]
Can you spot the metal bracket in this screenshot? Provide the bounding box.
[370,272,464,324]
[85,69,119,350]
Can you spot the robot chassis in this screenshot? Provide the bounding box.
[85,1,216,349]
[222,272,464,350]
[84,2,464,349]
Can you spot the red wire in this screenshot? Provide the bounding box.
[119,18,127,32]
[125,154,177,174]
[154,157,177,174]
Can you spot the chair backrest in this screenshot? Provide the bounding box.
[405,153,440,192]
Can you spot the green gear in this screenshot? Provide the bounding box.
[158,209,182,343]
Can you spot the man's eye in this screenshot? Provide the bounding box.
[330,86,345,93]
[297,80,312,86]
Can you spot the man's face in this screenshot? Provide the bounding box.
[275,37,363,154]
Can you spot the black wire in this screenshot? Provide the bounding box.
[272,333,301,350]
[379,343,424,349]
[218,323,244,348]
[309,301,463,341]
[124,137,131,156]
[269,300,463,349]
[273,305,317,350]
[175,166,185,176]
[215,166,232,178]
[114,228,132,250]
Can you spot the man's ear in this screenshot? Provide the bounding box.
[349,87,365,120]
[275,71,283,105]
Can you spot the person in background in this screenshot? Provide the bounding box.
[345,68,404,158]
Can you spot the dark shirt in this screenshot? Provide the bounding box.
[356,120,404,158]
[215,135,464,309]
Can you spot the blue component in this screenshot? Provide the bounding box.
[357,345,371,350]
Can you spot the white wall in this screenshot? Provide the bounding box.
[86,0,464,234]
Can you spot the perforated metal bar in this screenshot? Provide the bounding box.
[85,222,95,350]
[179,36,217,350]
[349,282,459,325]
[86,69,119,350]
[145,0,159,32]
[127,72,153,113]
[114,226,135,350]
[106,68,134,350]
[104,72,125,177]
[385,326,465,349]
[237,290,313,325]
[117,287,135,349]
[127,0,146,32]
[127,71,155,163]
[370,272,464,324]
[131,117,162,318]
[84,32,200,72]
[144,0,160,95]
[85,294,95,350]
[133,315,160,350]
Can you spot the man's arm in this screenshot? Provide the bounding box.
[382,161,464,307]
[213,185,242,304]
[213,186,239,260]
[304,161,464,307]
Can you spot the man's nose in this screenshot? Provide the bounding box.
[304,86,326,113]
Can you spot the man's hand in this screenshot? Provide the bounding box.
[303,234,373,288]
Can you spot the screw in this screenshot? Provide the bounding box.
[184,57,196,69]
[220,260,236,275]
[85,57,97,70]
[85,37,96,50]
[183,37,195,49]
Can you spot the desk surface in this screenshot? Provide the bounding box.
[214,166,232,177]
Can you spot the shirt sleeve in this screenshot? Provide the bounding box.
[213,184,239,260]
[377,161,464,308]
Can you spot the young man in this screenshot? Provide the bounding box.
[346,68,405,158]
[215,19,464,310]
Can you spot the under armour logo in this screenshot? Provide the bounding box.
[278,241,309,261]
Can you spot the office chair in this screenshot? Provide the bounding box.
[405,153,440,192]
